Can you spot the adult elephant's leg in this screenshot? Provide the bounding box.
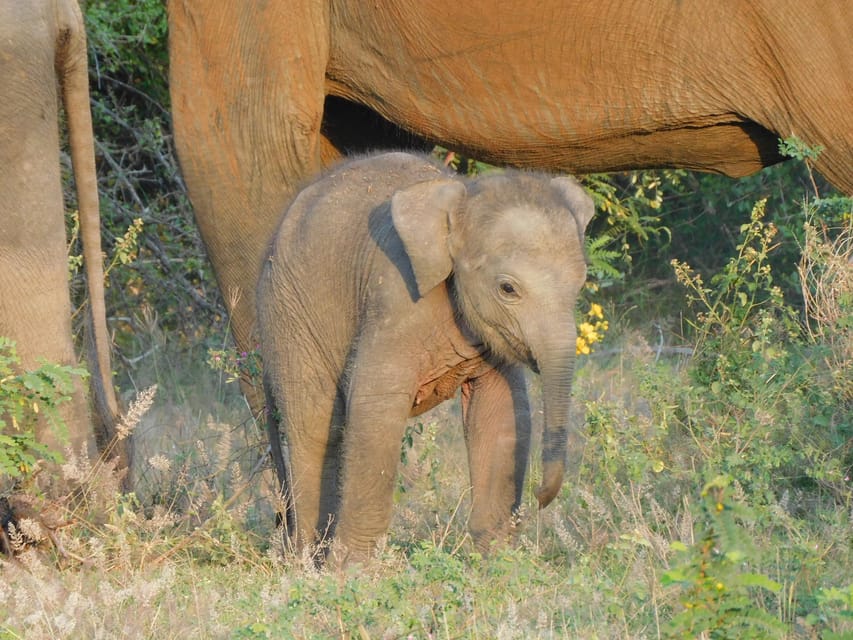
[168,2,331,410]
[461,365,531,551]
[0,3,92,458]
[0,218,90,457]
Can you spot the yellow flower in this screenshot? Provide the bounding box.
[579,322,596,340]
[577,302,609,355]
[588,303,604,320]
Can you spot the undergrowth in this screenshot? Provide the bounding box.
[4,1,849,634]
[1,195,851,639]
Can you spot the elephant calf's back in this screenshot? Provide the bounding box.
[258,153,445,383]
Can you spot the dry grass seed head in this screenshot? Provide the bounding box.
[61,444,90,484]
[116,384,158,440]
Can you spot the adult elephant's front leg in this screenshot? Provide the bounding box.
[461,365,531,551]
[168,2,331,412]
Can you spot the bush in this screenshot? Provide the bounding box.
[663,199,851,500]
[76,0,226,375]
[566,190,851,637]
[0,338,84,479]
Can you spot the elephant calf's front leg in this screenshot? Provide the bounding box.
[461,364,531,551]
[333,363,417,564]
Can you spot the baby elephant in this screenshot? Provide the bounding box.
[258,152,593,564]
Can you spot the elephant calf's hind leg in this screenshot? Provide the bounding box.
[462,365,531,551]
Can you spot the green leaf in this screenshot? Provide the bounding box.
[738,573,782,592]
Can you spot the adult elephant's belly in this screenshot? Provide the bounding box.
[325,2,785,178]
[409,356,491,417]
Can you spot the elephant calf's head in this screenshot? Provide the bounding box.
[392,170,594,509]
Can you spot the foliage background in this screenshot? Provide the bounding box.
[1,1,851,638]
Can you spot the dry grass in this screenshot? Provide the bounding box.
[1,268,852,637]
[799,215,853,401]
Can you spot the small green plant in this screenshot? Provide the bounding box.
[666,199,839,499]
[65,209,84,277]
[207,346,263,387]
[808,582,853,638]
[778,136,825,165]
[778,136,824,197]
[662,476,786,639]
[584,233,625,282]
[105,216,144,277]
[400,420,424,466]
[68,213,144,283]
[0,338,84,477]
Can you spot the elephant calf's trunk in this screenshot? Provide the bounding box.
[534,350,575,509]
[535,462,565,508]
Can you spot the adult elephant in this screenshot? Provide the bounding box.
[0,1,125,473]
[168,1,852,407]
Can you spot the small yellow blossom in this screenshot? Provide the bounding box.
[579,322,596,340]
[576,302,609,355]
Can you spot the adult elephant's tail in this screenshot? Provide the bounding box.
[58,0,128,480]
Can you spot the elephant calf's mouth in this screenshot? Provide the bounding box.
[490,330,538,373]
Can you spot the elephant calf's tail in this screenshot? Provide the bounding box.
[263,376,296,538]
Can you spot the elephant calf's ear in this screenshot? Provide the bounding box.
[391,179,466,298]
[550,176,596,234]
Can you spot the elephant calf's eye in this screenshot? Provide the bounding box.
[498,281,520,300]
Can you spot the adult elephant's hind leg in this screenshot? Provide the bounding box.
[461,365,531,551]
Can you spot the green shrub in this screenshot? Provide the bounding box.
[0,338,84,478]
[662,476,786,639]
[567,189,851,636]
[659,199,851,501]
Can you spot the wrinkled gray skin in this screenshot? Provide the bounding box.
[258,152,593,564]
[0,0,124,477]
